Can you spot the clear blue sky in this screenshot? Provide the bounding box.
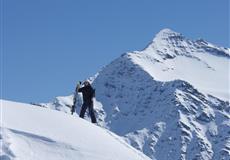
[1,0,229,103]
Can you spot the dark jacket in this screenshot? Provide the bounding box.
[78,85,94,104]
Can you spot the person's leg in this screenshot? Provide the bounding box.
[88,103,97,123]
[79,103,87,118]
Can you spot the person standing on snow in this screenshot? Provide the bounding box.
[76,81,97,123]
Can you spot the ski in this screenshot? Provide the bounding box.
[71,81,81,115]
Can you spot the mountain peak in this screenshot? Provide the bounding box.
[154,28,184,40]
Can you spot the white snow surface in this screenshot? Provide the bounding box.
[0,100,150,160]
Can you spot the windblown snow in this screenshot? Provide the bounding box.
[0,100,150,160]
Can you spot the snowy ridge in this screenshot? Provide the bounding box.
[146,28,230,59]
[0,100,150,160]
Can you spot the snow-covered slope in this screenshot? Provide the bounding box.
[0,100,150,160]
[40,29,230,160]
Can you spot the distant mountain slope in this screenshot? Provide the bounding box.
[0,100,150,160]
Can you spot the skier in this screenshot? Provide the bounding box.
[76,80,97,123]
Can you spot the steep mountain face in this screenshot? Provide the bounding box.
[43,29,230,160]
[92,29,230,160]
